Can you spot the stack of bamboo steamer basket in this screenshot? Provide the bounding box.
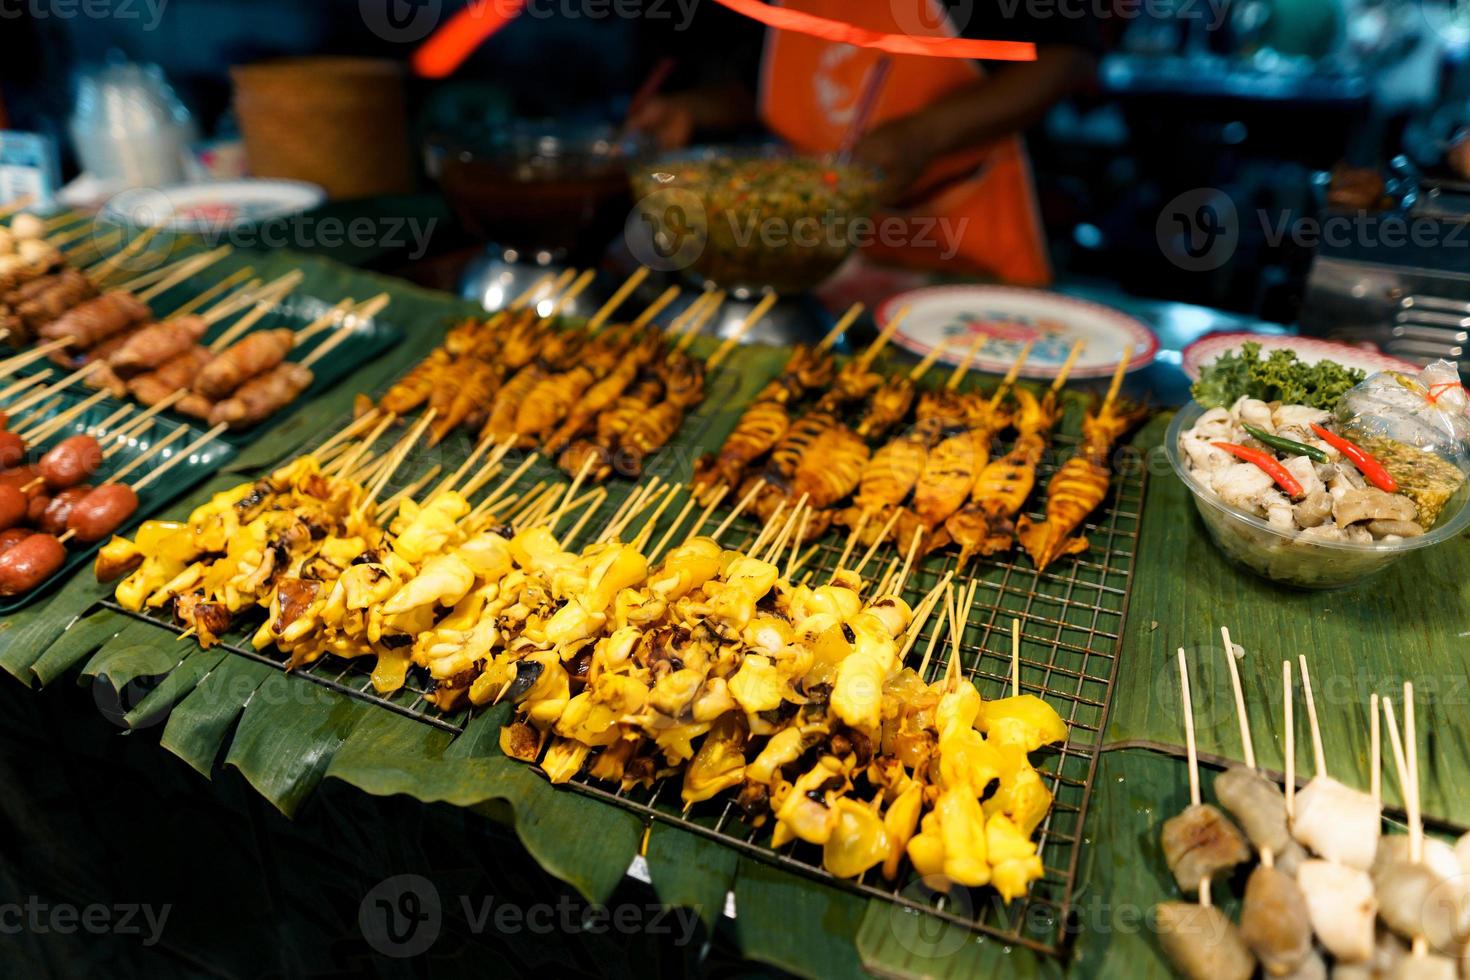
[232,57,412,199]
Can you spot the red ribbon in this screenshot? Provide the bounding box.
[710,0,1035,61]
[414,0,1035,78]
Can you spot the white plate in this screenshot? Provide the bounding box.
[1181,332,1422,381]
[100,179,326,231]
[876,285,1158,380]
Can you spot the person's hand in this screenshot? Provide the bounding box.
[625,95,698,151]
[852,116,937,206]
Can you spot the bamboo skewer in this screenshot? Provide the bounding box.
[1050,340,1086,393]
[818,303,864,353]
[549,455,597,538]
[85,228,161,284]
[1370,692,1381,806]
[651,491,701,562]
[335,412,397,478]
[7,363,101,417]
[15,389,109,445]
[676,291,726,350]
[852,509,902,576]
[833,509,869,572]
[205,274,302,351]
[907,337,955,382]
[164,266,255,320]
[131,246,232,301]
[665,290,715,344]
[127,423,228,493]
[547,269,596,319]
[857,306,906,371]
[986,340,1035,411]
[1012,618,1022,696]
[0,196,35,221]
[1102,345,1133,412]
[631,484,681,551]
[380,465,443,519]
[707,291,777,367]
[945,331,989,390]
[682,482,729,546]
[0,340,71,378]
[632,286,680,330]
[1284,661,1296,819]
[1298,655,1327,778]
[586,267,649,332]
[710,478,765,543]
[103,424,192,486]
[561,487,608,547]
[1177,647,1210,907]
[1220,626,1254,768]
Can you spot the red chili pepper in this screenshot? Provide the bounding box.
[1211,442,1305,498]
[1309,424,1398,493]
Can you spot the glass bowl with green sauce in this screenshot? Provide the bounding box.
[629,145,881,295]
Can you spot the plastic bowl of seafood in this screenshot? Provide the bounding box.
[1166,401,1470,590]
[628,145,881,295]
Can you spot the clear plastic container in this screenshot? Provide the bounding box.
[1165,401,1470,589]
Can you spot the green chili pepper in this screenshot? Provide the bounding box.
[1241,422,1327,463]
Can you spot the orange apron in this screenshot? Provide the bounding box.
[760,0,1052,285]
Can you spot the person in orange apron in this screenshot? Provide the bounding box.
[629,1,1100,286]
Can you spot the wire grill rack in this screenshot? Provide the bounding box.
[101,385,1147,957]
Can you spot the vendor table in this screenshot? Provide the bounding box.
[1,244,1464,980]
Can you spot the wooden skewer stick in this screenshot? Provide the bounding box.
[817,303,864,354]
[534,269,577,313]
[677,290,725,350]
[986,340,1035,410]
[1050,340,1086,393]
[600,478,665,543]
[361,410,436,509]
[0,339,70,378]
[897,571,951,662]
[664,290,714,342]
[505,482,554,526]
[335,412,398,478]
[67,229,124,262]
[945,331,989,390]
[709,478,764,543]
[1283,661,1296,819]
[834,508,869,572]
[546,269,596,320]
[16,389,109,444]
[549,454,597,538]
[631,483,681,551]
[37,208,80,232]
[0,371,52,409]
[294,298,357,345]
[1220,626,1255,769]
[1370,692,1381,806]
[86,403,135,438]
[1297,655,1327,778]
[508,272,555,313]
[762,494,808,565]
[857,306,906,371]
[746,498,788,557]
[195,271,286,326]
[434,433,508,498]
[915,578,956,679]
[1177,646,1210,907]
[595,483,647,544]
[380,465,443,519]
[47,220,101,250]
[586,267,650,332]
[128,243,229,296]
[298,296,383,371]
[851,509,903,577]
[632,285,680,330]
[784,506,811,579]
[907,337,956,382]
[1405,682,1422,863]
[893,525,925,596]
[1012,618,1022,697]
[1102,344,1133,412]
[681,482,729,546]
[311,409,382,460]
[561,487,608,548]
[7,362,101,417]
[164,266,255,321]
[104,424,192,486]
[707,292,777,367]
[872,556,901,600]
[131,246,233,301]
[102,420,157,460]
[127,423,228,493]
[458,442,522,501]
[115,395,187,441]
[205,273,303,351]
[651,491,701,562]
[85,228,161,284]
[470,452,540,517]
